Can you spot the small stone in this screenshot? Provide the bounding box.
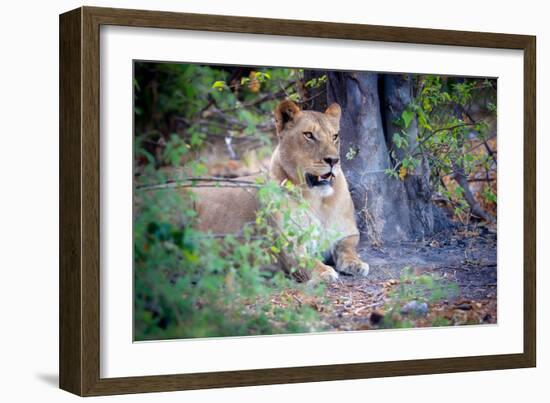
[401,300,428,316]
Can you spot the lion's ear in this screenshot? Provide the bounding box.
[274,100,302,135]
[325,103,341,120]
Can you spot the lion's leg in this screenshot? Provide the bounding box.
[294,260,339,283]
[267,210,338,283]
[334,235,370,277]
[277,248,338,283]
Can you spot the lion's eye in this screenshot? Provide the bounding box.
[303,132,315,141]
[333,133,339,142]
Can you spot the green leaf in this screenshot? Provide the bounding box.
[211,80,227,91]
[402,110,414,129]
[416,109,432,130]
[345,146,358,160]
[392,132,403,149]
[288,93,300,101]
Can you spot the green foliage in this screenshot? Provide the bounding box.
[385,75,497,220]
[255,178,342,273]
[395,267,458,303]
[305,74,327,89]
[345,146,358,161]
[394,109,415,129]
[211,80,228,91]
[134,141,330,340]
[132,63,339,340]
[392,132,407,149]
[482,185,497,204]
[133,63,305,163]
[380,267,459,329]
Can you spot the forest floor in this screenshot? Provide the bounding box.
[270,225,497,331]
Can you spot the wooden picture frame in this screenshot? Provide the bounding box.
[59,6,536,396]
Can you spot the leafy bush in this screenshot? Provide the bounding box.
[132,63,345,340]
[386,75,497,221]
[133,142,332,340]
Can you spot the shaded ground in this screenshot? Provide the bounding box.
[357,226,497,296]
[325,226,497,330]
[270,225,497,331]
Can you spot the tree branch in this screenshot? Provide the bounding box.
[135,177,262,191]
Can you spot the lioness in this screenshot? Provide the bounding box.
[192,100,369,282]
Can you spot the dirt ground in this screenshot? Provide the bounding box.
[271,225,497,331]
[328,226,497,330]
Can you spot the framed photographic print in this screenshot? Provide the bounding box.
[59,6,536,396]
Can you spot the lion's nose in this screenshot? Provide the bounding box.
[324,157,339,167]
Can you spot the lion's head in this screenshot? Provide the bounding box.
[272,100,342,197]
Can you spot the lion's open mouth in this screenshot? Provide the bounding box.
[305,172,335,188]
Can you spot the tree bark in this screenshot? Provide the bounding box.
[326,72,451,244]
[381,74,437,238]
[328,72,416,244]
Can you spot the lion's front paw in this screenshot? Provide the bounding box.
[338,258,370,277]
[321,266,340,283]
[312,263,339,284]
[357,261,370,277]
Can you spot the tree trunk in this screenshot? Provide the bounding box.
[326,72,449,244]
[380,74,437,239]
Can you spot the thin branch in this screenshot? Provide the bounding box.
[136,177,262,191]
[219,81,296,114]
[412,122,477,156]
[298,88,327,105]
[140,183,261,191]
